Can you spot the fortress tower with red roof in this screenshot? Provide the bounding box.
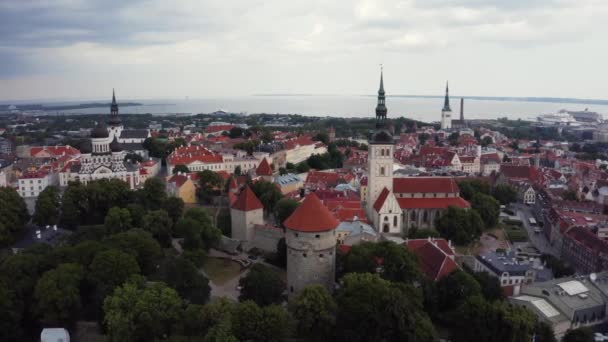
[284,192,338,299]
[230,185,264,246]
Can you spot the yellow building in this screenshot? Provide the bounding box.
[166,173,197,204]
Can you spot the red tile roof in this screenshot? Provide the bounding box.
[373,187,390,212]
[405,238,459,281]
[256,158,272,176]
[397,197,470,209]
[393,177,460,194]
[167,174,190,188]
[30,145,80,158]
[500,164,538,182]
[205,124,235,133]
[564,226,608,255]
[167,146,223,166]
[283,136,315,150]
[284,192,339,232]
[305,170,341,188]
[231,185,264,211]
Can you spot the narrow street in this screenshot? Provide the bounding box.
[513,203,560,257]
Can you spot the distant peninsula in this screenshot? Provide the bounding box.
[1,102,143,111]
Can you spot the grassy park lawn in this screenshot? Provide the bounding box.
[202,257,242,285]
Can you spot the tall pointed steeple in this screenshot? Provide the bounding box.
[109,88,121,126]
[442,81,451,112]
[375,66,387,129]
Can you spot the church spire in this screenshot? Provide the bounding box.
[109,88,121,126]
[375,65,387,128]
[443,81,451,112]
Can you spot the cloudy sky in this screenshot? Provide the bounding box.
[1,0,607,101]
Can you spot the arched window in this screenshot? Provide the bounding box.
[394,216,398,227]
[384,216,389,221]
[381,149,385,156]
[380,167,385,176]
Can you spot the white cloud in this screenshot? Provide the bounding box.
[1,0,608,100]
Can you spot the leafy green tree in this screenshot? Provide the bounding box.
[471,193,500,228]
[0,187,30,246]
[163,257,210,304]
[457,179,491,201]
[289,285,336,340]
[86,179,133,224]
[0,278,24,342]
[296,162,310,173]
[124,152,143,163]
[142,209,173,246]
[126,203,146,228]
[342,241,420,283]
[104,207,133,233]
[436,206,484,245]
[470,270,503,301]
[234,165,242,176]
[172,164,190,174]
[33,185,60,226]
[492,184,518,204]
[274,198,300,226]
[534,321,557,342]
[449,296,537,342]
[60,182,88,229]
[481,136,493,147]
[181,298,234,337]
[184,207,213,227]
[238,264,285,306]
[34,263,84,326]
[104,229,163,275]
[232,301,290,342]
[251,180,283,213]
[335,273,435,342]
[139,178,167,210]
[204,317,238,342]
[229,127,244,138]
[88,249,141,305]
[196,170,224,203]
[435,270,481,313]
[104,280,183,341]
[163,196,185,226]
[541,254,575,278]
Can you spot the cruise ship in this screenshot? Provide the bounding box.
[537,111,582,126]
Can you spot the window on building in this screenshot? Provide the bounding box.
[303,253,307,257]
[380,167,385,176]
[315,234,320,238]
[394,216,398,227]
[319,253,324,258]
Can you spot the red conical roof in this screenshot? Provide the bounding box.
[231,185,263,211]
[284,193,339,232]
[256,158,272,176]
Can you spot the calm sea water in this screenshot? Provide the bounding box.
[35,96,608,121]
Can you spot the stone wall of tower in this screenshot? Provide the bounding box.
[366,143,394,216]
[230,207,263,243]
[441,109,452,130]
[286,228,336,299]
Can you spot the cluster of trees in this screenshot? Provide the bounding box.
[1,178,224,341]
[305,143,344,170]
[249,180,300,228]
[0,187,30,246]
[143,136,186,159]
[434,180,508,245]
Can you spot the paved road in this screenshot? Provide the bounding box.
[513,204,560,257]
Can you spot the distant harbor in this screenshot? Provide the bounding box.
[2,95,608,122]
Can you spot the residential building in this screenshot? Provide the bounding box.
[473,250,553,296]
[562,226,608,274]
[166,173,197,204]
[18,171,58,198]
[405,238,458,281]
